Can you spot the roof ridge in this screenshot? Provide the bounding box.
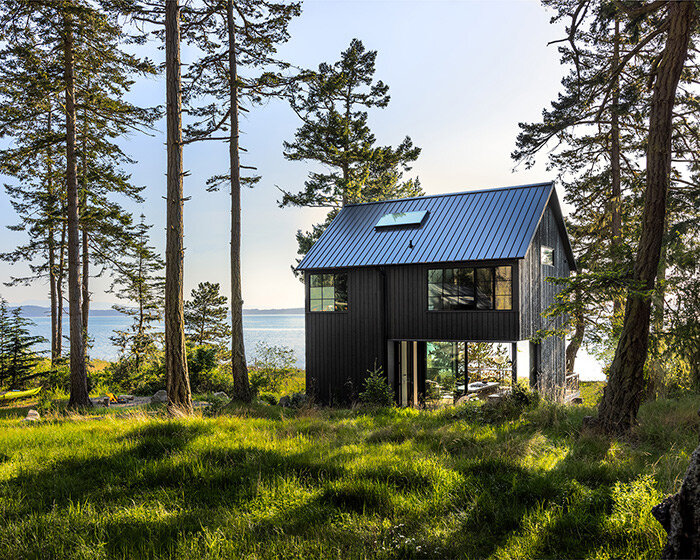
[344,181,554,208]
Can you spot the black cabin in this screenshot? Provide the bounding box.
[296,182,577,405]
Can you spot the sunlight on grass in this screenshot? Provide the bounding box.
[0,395,696,558]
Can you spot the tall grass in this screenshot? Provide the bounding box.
[0,391,694,559]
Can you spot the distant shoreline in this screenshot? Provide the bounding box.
[11,305,304,318]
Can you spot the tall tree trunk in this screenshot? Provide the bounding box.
[164,0,192,414]
[80,94,90,360]
[63,12,90,408]
[81,228,89,358]
[591,2,695,433]
[566,282,585,374]
[227,0,251,402]
[610,16,623,319]
[57,219,66,358]
[46,105,60,365]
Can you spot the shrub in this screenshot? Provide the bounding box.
[249,342,297,395]
[259,393,278,405]
[359,363,393,407]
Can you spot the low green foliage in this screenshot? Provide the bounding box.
[359,363,394,407]
[0,393,694,559]
[249,342,298,395]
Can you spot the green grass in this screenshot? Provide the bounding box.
[0,393,695,559]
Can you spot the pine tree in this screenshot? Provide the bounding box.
[279,39,422,264]
[182,0,300,402]
[4,308,45,389]
[516,0,699,432]
[184,282,231,349]
[0,1,157,408]
[110,215,164,375]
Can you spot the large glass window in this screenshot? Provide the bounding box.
[309,273,348,312]
[428,265,512,311]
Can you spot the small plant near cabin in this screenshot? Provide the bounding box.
[359,363,393,407]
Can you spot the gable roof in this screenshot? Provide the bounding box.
[296,182,576,271]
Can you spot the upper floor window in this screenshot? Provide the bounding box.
[428,265,512,311]
[309,273,348,312]
[541,246,554,267]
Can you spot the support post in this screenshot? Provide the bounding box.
[511,342,518,386]
[464,341,469,395]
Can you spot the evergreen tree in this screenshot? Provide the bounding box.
[183,0,300,403]
[279,39,422,264]
[0,1,157,408]
[110,215,164,375]
[516,0,700,432]
[184,282,231,349]
[4,308,45,389]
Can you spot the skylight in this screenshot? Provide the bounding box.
[375,210,428,228]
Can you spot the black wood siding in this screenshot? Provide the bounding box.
[305,268,386,405]
[518,203,570,397]
[386,261,520,342]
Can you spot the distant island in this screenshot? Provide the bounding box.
[12,305,304,318]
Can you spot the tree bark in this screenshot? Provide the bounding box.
[610,16,623,319]
[57,219,66,358]
[63,11,90,409]
[46,105,60,365]
[227,0,251,402]
[164,0,192,414]
[591,2,695,433]
[566,283,585,374]
[81,228,89,359]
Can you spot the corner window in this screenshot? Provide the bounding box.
[428,265,512,311]
[309,273,348,312]
[541,246,554,267]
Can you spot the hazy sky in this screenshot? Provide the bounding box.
[0,0,569,309]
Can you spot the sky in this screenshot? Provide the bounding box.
[0,0,569,310]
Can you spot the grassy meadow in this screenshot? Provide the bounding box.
[0,382,694,559]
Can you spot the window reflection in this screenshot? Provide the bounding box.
[428,265,512,311]
[309,273,348,312]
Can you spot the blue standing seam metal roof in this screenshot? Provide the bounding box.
[296,182,577,271]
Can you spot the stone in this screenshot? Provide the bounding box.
[653,442,700,558]
[24,409,40,422]
[119,395,134,402]
[278,396,290,408]
[455,395,471,406]
[151,390,168,404]
[212,392,229,400]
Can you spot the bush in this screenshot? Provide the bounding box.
[249,342,297,395]
[359,363,394,407]
[481,381,540,423]
[259,393,278,405]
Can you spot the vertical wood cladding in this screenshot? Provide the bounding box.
[305,268,385,405]
[305,200,572,404]
[519,203,570,397]
[386,261,520,342]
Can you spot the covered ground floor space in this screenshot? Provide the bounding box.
[387,339,578,407]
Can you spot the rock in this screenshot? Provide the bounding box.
[103,397,110,407]
[212,392,229,400]
[653,443,700,558]
[119,395,134,402]
[24,409,40,422]
[151,390,168,404]
[279,392,307,408]
[455,395,470,406]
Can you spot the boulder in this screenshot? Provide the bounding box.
[151,390,168,404]
[212,392,229,401]
[653,443,700,558]
[24,409,40,422]
[119,395,134,402]
[279,392,307,408]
